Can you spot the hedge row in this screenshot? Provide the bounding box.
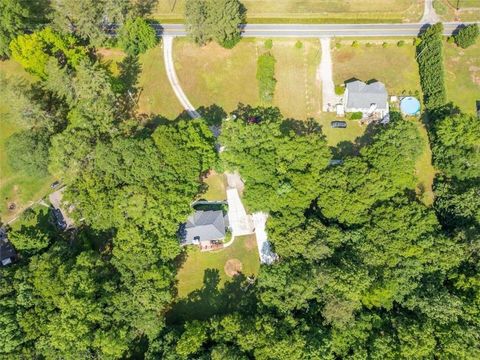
[257,52,277,103]
[416,23,446,111]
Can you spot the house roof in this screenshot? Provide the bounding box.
[345,80,388,111]
[0,228,16,264]
[182,210,226,244]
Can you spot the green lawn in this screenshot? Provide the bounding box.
[174,38,259,113]
[444,41,480,115]
[137,43,184,119]
[318,113,366,147]
[0,61,54,222]
[175,234,260,298]
[333,41,422,97]
[270,39,321,119]
[412,119,436,206]
[151,0,422,22]
[201,172,227,201]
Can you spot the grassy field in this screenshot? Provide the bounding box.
[318,113,365,147]
[175,234,260,298]
[174,38,259,113]
[434,0,480,21]
[270,39,321,119]
[412,119,436,206]
[444,41,480,115]
[201,171,227,201]
[332,41,422,97]
[173,38,321,119]
[0,61,54,222]
[150,0,422,23]
[137,44,184,119]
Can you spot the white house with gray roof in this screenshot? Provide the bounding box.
[180,210,228,247]
[343,80,389,119]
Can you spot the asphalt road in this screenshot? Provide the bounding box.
[155,22,473,38]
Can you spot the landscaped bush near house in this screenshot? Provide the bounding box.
[256,52,277,103]
[454,24,479,49]
[416,23,446,110]
[335,85,345,95]
[348,111,363,120]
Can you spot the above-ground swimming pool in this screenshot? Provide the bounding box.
[400,97,421,116]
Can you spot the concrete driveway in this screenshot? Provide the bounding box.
[252,212,277,264]
[226,188,253,236]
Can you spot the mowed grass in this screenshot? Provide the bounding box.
[175,234,260,298]
[201,171,227,201]
[270,39,321,119]
[434,0,480,21]
[318,113,366,147]
[137,43,184,119]
[444,41,480,115]
[174,38,259,113]
[412,119,436,206]
[333,41,422,97]
[0,61,53,222]
[151,0,422,22]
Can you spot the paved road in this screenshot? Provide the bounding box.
[155,22,472,38]
[163,36,200,118]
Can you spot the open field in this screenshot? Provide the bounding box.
[332,41,422,97]
[173,38,321,119]
[137,44,184,119]
[270,39,321,119]
[434,0,480,21]
[175,234,259,298]
[174,38,259,113]
[0,61,54,222]
[444,41,480,115]
[150,0,423,23]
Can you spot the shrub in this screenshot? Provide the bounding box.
[335,85,345,95]
[335,41,342,49]
[257,52,277,103]
[352,40,359,48]
[295,40,303,49]
[447,36,455,44]
[397,40,405,47]
[416,23,446,110]
[366,42,372,47]
[264,39,273,49]
[454,24,479,49]
[413,37,421,46]
[382,42,388,48]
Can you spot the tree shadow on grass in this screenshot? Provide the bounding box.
[117,55,142,116]
[166,268,257,325]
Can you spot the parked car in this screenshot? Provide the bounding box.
[52,208,67,230]
[50,181,60,189]
[331,121,347,128]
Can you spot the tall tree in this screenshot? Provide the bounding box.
[0,0,31,57]
[117,16,157,55]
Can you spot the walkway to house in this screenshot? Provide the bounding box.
[317,37,341,112]
[163,36,200,119]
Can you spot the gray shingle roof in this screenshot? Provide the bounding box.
[345,81,388,111]
[0,228,16,265]
[182,210,226,244]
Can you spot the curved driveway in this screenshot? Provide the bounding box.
[163,36,200,118]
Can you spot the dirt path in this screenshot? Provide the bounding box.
[420,0,440,23]
[163,36,200,118]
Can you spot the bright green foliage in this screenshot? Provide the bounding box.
[0,0,30,57]
[8,227,50,251]
[317,113,423,225]
[5,128,50,177]
[9,27,87,78]
[175,321,208,358]
[454,24,479,49]
[185,0,244,48]
[416,23,446,110]
[256,52,277,103]
[51,0,128,45]
[118,17,157,55]
[431,113,480,180]
[220,105,330,213]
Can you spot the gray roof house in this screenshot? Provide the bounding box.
[344,80,389,119]
[0,228,16,266]
[180,210,227,246]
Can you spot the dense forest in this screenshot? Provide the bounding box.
[1,1,480,359]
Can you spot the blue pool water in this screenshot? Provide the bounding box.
[400,97,421,116]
